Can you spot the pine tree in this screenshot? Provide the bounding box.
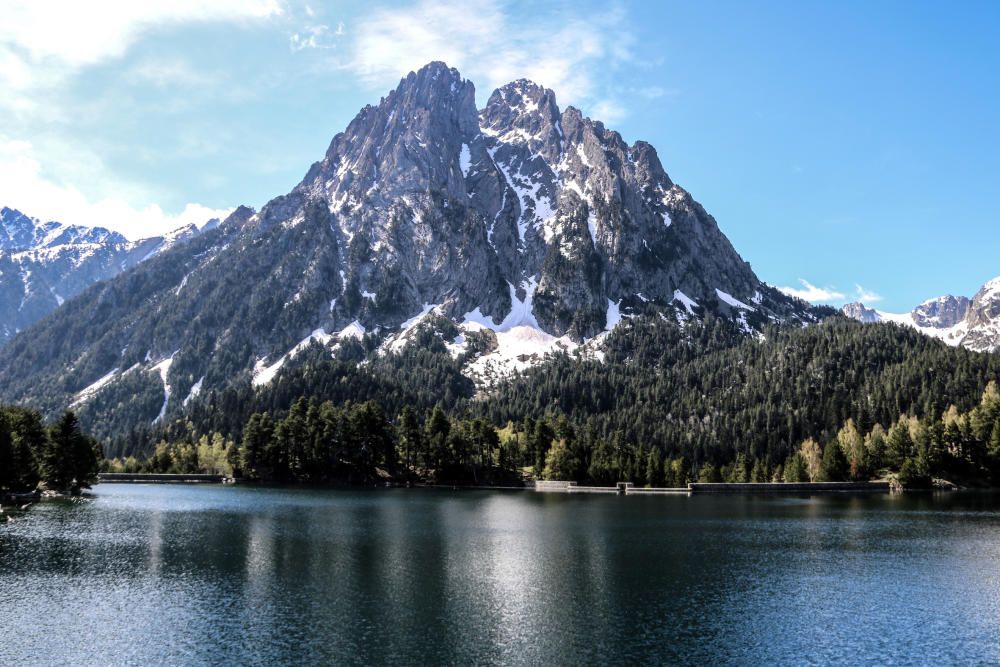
[645,449,663,487]
[783,453,808,482]
[399,406,421,472]
[819,440,849,482]
[39,411,99,494]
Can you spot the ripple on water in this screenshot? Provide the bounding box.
[1,486,998,665]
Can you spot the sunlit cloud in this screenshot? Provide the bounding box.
[344,0,634,117]
[777,279,847,303]
[290,24,341,51]
[854,284,883,303]
[0,137,231,239]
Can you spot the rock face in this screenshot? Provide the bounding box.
[911,295,970,328]
[842,278,1000,352]
[0,207,210,345]
[289,62,807,339]
[0,61,820,437]
[963,278,1000,352]
[842,302,881,323]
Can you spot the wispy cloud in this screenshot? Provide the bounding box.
[0,136,231,239]
[342,0,634,120]
[0,1,282,71]
[590,100,628,125]
[290,23,341,51]
[0,1,278,236]
[778,279,847,303]
[637,85,666,99]
[126,58,220,88]
[778,279,886,304]
[854,284,883,303]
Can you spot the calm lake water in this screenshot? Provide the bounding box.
[1,485,999,665]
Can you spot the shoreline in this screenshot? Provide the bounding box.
[92,476,936,496]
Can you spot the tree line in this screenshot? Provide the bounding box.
[1,407,100,496]
[104,379,1000,489]
[102,315,1000,488]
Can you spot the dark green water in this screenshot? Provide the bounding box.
[1,485,999,665]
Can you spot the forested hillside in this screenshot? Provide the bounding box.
[107,316,1000,487]
[0,407,100,495]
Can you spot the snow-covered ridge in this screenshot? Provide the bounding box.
[843,274,1000,352]
[0,204,226,347]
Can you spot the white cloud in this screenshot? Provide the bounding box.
[290,24,339,52]
[0,1,282,69]
[0,0,283,115]
[126,58,219,88]
[0,137,230,239]
[344,0,633,116]
[638,85,665,99]
[777,279,847,303]
[854,284,883,303]
[0,2,277,238]
[590,100,628,126]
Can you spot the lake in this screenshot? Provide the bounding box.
[1,485,999,665]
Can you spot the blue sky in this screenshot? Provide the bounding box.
[1,0,998,311]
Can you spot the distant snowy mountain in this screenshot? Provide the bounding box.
[842,277,1000,352]
[0,62,825,438]
[0,206,217,344]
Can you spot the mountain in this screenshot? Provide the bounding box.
[0,206,215,345]
[0,61,823,440]
[841,302,880,323]
[842,276,1000,352]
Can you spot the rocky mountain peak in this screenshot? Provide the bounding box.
[302,60,478,222]
[964,276,1000,346]
[911,295,970,328]
[0,62,825,437]
[842,302,881,323]
[843,276,1000,353]
[480,79,562,163]
[0,206,127,251]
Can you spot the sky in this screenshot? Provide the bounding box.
[1,0,998,312]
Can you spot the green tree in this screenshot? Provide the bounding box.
[425,405,451,470]
[587,439,618,485]
[398,406,422,472]
[240,412,273,479]
[39,411,99,494]
[819,440,849,482]
[783,453,808,482]
[886,418,914,469]
[645,449,663,487]
[667,457,690,488]
[542,439,579,481]
[698,463,722,483]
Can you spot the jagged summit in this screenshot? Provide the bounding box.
[842,276,1000,352]
[0,62,823,438]
[0,205,236,345]
[1,206,127,250]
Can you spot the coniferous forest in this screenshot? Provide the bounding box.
[0,407,100,495]
[100,316,1000,489]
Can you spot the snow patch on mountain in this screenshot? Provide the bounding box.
[183,376,204,407]
[716,288,755,311]
[70,367,119,408]
[151,354,176,424]
[673,290,699,314]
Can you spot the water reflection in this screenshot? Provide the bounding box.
[0,486,998,664]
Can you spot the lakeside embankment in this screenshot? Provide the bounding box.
[95,474,896,495]
[97,473,229,484]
